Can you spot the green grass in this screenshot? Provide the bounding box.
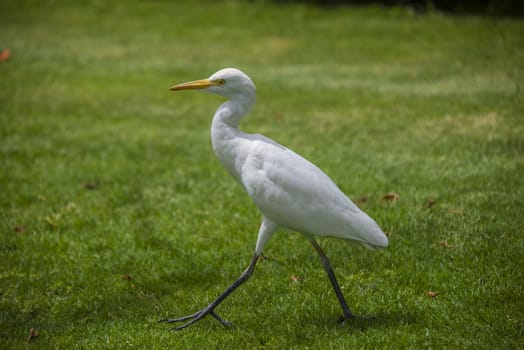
[1,1,523,348]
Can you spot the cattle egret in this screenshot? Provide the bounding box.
[160,68,388,330]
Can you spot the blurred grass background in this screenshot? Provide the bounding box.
[1,0,523,348]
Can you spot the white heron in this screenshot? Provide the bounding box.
[160,68,388,330]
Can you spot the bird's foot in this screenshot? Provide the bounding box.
[159,307,233,330]
[337,312,356,325]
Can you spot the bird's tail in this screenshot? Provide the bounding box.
[351,212,389,250]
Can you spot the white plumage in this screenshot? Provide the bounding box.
[161,68,388,330]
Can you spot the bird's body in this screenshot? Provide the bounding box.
[213,119,387,251]
[161,68,388,330]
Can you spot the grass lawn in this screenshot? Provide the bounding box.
[1,1,523,348]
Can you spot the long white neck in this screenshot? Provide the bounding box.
[211,93,256,183]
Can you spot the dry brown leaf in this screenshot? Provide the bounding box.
[0,49,10,63]
[424,198,436,208]
[439,240,453,248]
[290,275,301,283]
[426,291,439,298]
[382,192,399,203]
[27,327,38,342]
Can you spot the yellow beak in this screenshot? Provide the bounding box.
[170,79,219,91]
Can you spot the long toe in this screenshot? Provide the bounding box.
[159,317,188,324]
[210,311,234,327]
[160,307,227,330]
[174,318,201,331]
[159,311,201,324]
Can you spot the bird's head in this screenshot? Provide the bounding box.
[170,68,256,100]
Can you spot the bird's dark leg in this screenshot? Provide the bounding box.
[159,253,260,330]
[309,238,355,323]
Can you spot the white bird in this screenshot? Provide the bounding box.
[160,68,388,330]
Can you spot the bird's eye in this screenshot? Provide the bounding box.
[218,79,226,85]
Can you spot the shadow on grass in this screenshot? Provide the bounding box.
[299,309,419,333]
[349,311,418,331]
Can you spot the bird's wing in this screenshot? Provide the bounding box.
[238,133,386,248]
